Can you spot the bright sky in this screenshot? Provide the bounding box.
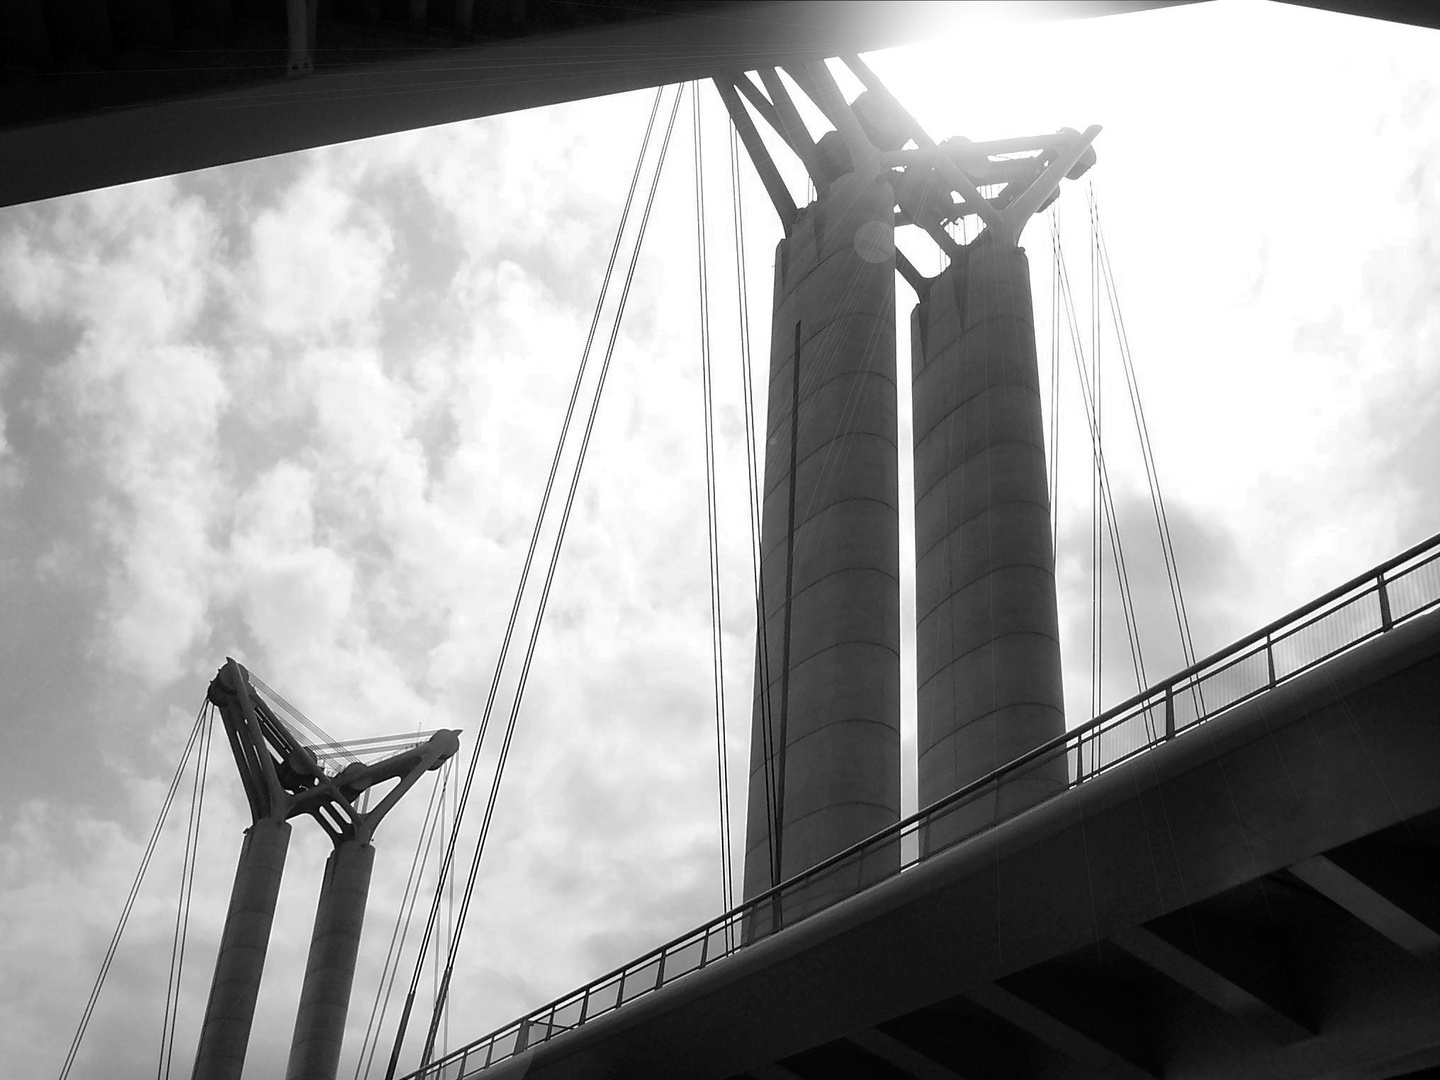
[1,2,1437,1077]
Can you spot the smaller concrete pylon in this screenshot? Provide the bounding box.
[191,660,295,1080]
[191,659,459,1080]
[285,727,461,1080]
[286,841,376,1080]
[190,818,291,1080]
[911,241,1067,853]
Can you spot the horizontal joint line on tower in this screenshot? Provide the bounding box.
[916,704,1066,756]
[784,306,900,349]
[911,503,1052,562]
[925,309,1036,345]
[779,715,903,754]
[761,484,901,528]
[780,799,901,833]
[915,632,1063,690]
[912,393,1045,454]
[759,566,902,623]
[911,445,1048,506]
[747,719,902,785]
[765,430,900,488]
[768,364,899,411]
[914,567,1059,626]
[757,636,902,682]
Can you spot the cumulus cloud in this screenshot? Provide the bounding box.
[0,182,229,690]
[241,162,395,341]
[0,352,21,494]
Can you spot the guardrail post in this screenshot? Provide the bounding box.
[656,949,668,989]
[1378,572,1394,631]
[1265,634,1277,688]
[515,1019,529,1054]
[1164,686,1175,739]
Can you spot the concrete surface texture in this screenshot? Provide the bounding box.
[286,840,377,1080]
[910,240,1067,852]
[191,818,293,1080]
[741,167,902,917]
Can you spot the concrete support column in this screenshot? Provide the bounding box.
[191,818,292,1080]
[286,840,376,1080]
[911,242,1066,854]
[742,168,901,928]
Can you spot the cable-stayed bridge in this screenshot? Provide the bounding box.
[10,4,1439,1080]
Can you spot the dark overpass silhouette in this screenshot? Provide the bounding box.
[5,1,1435,211]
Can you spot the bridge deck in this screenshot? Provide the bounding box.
[417,537,1440,1080]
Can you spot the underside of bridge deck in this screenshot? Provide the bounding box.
[732,810,1440,1080]
[7,2,1439,212]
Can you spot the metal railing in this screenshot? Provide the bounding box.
[409,532,1440,1080]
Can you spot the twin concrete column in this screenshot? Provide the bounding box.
[741,169,902,921]
[911,242,1066,853]
[191,819,292,1080]
[286,840,376,1080]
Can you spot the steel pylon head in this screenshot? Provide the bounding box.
[207,659,461,845]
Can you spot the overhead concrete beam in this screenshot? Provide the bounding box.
[1325,835,1440,939]
[845,1027,973,1080]
[1,1,1190,209]
[0,0,51,69]
[995,964,1159,1075]
[50,0,114,61]
[188,0,234,41]
[112,0,174,48]
[1290,854,1440,958]
[1110,923,1311,1042]
[965,981,1157,1079]
[748,1066,806,1080]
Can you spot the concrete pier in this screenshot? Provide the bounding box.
[191,818,292,1080]
[286,840,376,1080]
[742,167,901,924]
[911,241,1067,853]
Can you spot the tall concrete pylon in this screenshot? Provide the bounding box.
[716,65,906,927]
[892,118,1101,853]
[719,60,1099,908]
[911,240,1068,851]
[191,661,296,1080]
[740,165,903,922]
